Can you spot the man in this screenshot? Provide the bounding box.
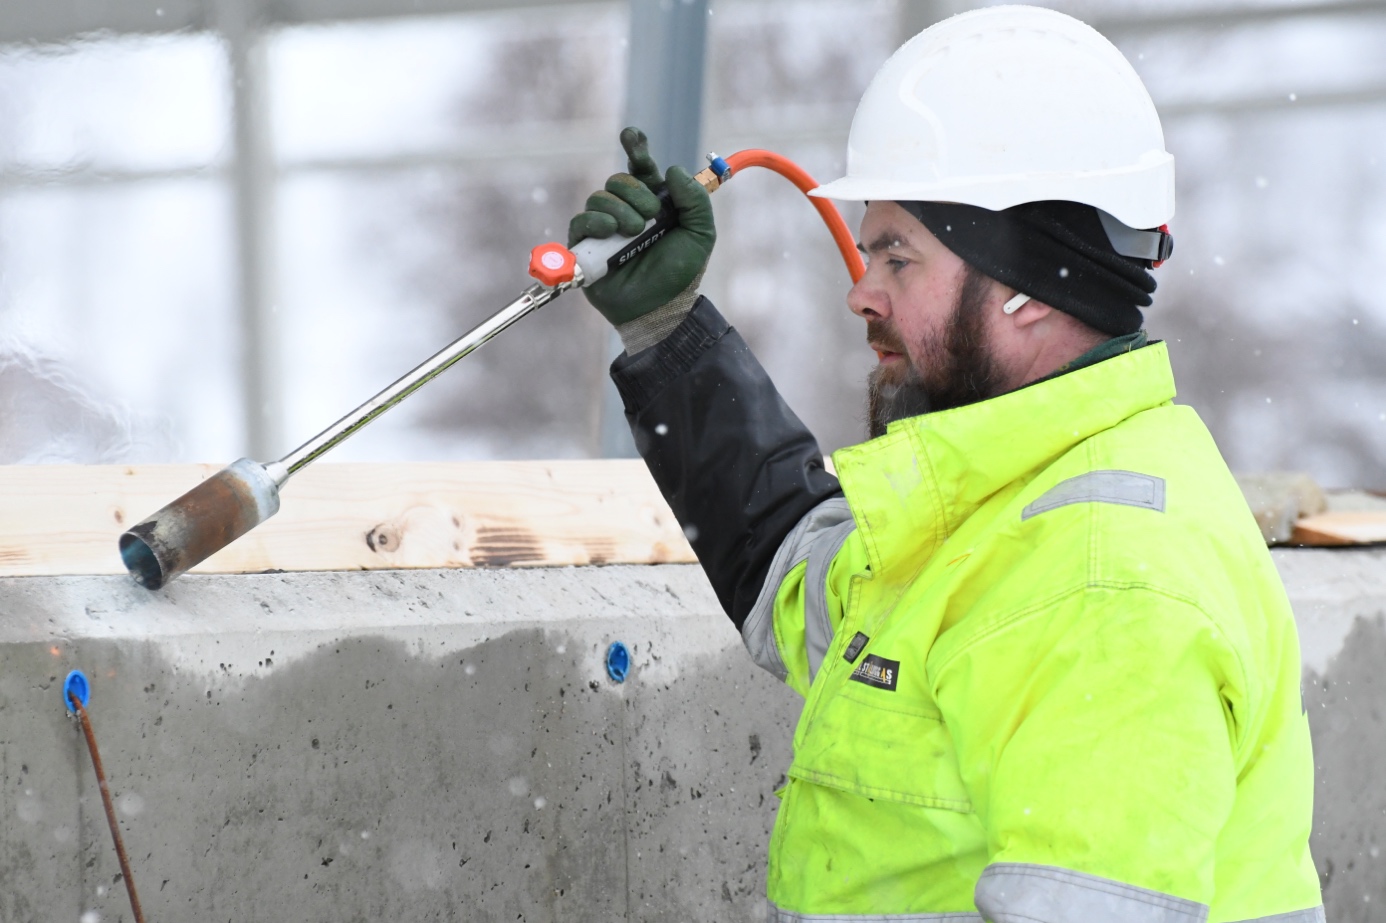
[570,7,1322,921]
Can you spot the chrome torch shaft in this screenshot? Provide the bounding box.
[275,280,572,479]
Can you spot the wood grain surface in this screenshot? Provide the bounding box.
[0,461,696,577]
[1290,510,1386,547]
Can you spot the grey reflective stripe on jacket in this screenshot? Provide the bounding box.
[769,879,1324,923]
[976,863,1325,923]
[741,496,856,682]
[976,863,1205,923]
[768,905,980,923]
[1228,909,1326,923]
[1021,469,1166,520]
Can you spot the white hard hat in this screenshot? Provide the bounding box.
[810,5,1175,231]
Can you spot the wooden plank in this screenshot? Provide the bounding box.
[0,461,696,578]
[1290,511,1386,547]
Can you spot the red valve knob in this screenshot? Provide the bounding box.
[528,242,577,287]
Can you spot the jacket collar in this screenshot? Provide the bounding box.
[831,342,1177,583]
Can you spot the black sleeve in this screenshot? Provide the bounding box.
[610,296,843,629]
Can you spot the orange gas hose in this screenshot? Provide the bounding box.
[723,150,865,283]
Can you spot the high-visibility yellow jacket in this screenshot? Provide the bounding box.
[739,341,1323,922]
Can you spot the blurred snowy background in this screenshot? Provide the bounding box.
[0,0,1382,487]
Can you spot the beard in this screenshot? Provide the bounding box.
[866,266,1004,439]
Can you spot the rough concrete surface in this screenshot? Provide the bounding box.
[0,566,800,923]
[1279,548,1386,922]
[1,550,1384,921]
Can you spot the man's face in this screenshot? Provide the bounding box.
[849,202,1004,437]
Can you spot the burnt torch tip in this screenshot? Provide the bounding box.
[118,531,165,589]
[118,458,284,590]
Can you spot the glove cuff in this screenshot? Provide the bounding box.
[615,275,703,355]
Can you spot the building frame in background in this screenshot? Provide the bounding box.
[0,0,1383,458]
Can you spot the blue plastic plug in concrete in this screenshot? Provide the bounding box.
[63,670,90,713]
[606,642,630,683]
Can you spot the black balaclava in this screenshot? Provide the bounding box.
[897,200,1158,336]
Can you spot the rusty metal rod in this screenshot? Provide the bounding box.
[70,693,146,923]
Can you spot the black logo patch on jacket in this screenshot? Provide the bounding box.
[848,654,898,691]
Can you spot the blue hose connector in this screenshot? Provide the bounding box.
[706,152,732,181]
[63,670,90,713]
[605,641,630,683]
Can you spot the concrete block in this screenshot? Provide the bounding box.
[2,549,1384,920]
[621,645,791,922]
[1276,548,1386,921]
[0,566,800,922]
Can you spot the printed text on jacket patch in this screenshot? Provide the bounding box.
[848,654,898,691]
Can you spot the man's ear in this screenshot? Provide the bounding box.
[1000,291,1055,329]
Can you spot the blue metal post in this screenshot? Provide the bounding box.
[599,0,711,458]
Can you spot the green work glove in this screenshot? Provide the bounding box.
[569,127,716,339]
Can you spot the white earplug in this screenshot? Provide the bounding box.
[1003,293,1031,315]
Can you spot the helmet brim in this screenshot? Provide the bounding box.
[809,153,1176,230]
